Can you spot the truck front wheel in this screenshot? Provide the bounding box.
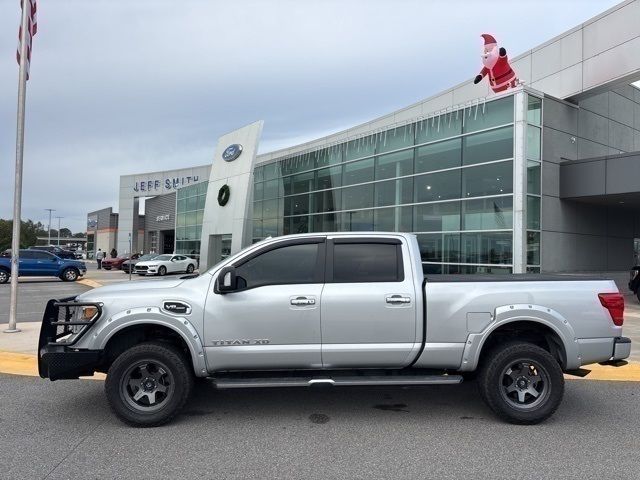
[105,342,194,427]
[477,342,564,425]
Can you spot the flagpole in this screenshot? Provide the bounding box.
[5,1,31,334]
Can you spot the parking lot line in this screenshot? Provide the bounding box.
[78,279,103,289]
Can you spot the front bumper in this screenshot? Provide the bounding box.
[38,298,102,380]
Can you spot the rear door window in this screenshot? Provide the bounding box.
[331,242,404,283]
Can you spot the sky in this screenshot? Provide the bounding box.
[0,0,622,233]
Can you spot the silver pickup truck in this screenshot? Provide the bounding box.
[38,232,631,427]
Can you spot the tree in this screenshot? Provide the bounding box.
[60,228,72,238]
[0,219,48,251]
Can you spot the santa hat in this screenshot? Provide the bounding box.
[481,34,497,46]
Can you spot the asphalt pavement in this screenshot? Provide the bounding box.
[0,374,638,480]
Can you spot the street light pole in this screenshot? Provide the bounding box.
[55,216,63,246]
[45,208,55,245]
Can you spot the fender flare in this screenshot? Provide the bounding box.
[458,304,579,371]
[84,307,208,377]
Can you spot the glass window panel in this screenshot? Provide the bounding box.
[186,195,198,212]
[462,196,513,230]
[316,166,342,190]
[375,177,413,207]
[333,243,402,283]
[343,158,374,186]
[463,96,514,133]
[253,166,264,182]
[176,227,186,241]
[460,232,512,264]
[291,215,310,234]
[176,213,186,227]
[177,188,187,200]
[197,181,208,195]
[196,225,201,238]
[414,201,461,232]
[177,198,187,213]
[342,184,374,210]
[196,211,203,226]
[415,114,462,144]
[527,96,542,125]
[526,266,540,273]
[316,147,342,168]
[377,125,413,154]
[527,125,541,161]
[287,194,310,216]
[340,209,374,231]
[262,199,280,219]
[313,213,338,232]
[236,244,319,288]
[375,150,413,180]
[462,161,513,198]
[253,201,263,220]
[374,206,413,232]
[263,179,281,199]
[185,211,197,226]
[527,196,541,230]
[415,138,461,173]
[262,217,280,237]
[345,135,376,161]
[313,189,341,213]
[263,162,280,181]
[527,160,541,195]
[282,176,292,196]
[290,172,313,195]
[416,233,460,263]
[527,231,541,265]
[186,226,197,240]
[196,194,206,210]
[463,126,513,165]
[414,170,461,203]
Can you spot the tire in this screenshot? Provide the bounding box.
[477,341,564,425]
[186,264,195,274]
[0,268,9,284]
[60,268,79,282]
[158,266,167,276]
[105,342,194,427]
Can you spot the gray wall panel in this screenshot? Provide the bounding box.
[542,127,577,163]
[542,161,560,197]
[608,92,635,128]
[560,161,606,197]
[145,193,176,233]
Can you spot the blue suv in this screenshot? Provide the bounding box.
[0,249,87,284]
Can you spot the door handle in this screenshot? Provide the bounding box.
[291,297,315,306]
[386,295,411,304]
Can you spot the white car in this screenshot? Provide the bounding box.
[134,254,196,276]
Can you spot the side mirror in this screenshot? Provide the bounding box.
[217,266,237,293]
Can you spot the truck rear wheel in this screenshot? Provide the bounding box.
[105,342,194,427]
[477,342,564,425]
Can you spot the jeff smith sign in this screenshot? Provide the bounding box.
[133,175,201,193]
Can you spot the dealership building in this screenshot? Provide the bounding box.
[89,0,640,274]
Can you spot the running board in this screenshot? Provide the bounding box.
[214,374,463,389]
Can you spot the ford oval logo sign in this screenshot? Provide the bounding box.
[222,144,243,162]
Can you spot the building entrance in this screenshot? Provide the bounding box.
[161,230,175,254]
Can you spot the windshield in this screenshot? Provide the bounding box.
[138,254,157,261]
[154,255,172,261]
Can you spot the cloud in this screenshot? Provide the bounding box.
[0,0,621,232]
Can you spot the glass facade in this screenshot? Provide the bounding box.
[253,95,526,273]
[175,182,208,261]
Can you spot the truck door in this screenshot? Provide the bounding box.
[320,237,418,368]
[203,237,325,371]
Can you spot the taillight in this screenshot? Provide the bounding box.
[598,293,624,326]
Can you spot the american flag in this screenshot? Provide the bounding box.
[16,0,37,80]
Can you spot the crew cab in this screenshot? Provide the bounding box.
[37,233,631,427]
[0,249,87,283]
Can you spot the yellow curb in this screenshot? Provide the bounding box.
[0,351,104,380]
[78,278,103,289]
[565,362,640,382]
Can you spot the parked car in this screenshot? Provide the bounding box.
[0,249,87,283]
[134,254,196,276]
[29,245,76,260]
[121,253,157,274]
[73,250,84,260]
[101,253,141,271]
[37,232,630,427]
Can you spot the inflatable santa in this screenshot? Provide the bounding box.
[473,34,518,93]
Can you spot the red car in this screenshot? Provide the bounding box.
[101,253,140,270]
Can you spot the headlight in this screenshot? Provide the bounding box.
[81,306,99,320]
[147,264,157,268]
